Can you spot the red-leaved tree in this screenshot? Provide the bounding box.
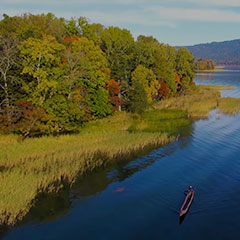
[106,79,122,111]
[158,81,170,99]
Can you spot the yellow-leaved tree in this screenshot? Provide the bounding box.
[131,65,159,103]
[18,34,65,106]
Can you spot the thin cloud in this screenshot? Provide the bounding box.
[3,6,240,25]
[146,6,240,22]
[182,0,240,7]
[2,0,240,6]
[81,10,176,28]
[1,0,139,4]
[2,0,240,28]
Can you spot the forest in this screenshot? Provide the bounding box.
[0,13,195,137]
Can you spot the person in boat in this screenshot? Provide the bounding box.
[184,186,194,196]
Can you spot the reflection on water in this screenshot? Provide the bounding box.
[195,73,215,81]
[3,69,240,240]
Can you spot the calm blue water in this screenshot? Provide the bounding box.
[3,69,240,240]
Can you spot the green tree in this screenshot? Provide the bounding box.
[152,44,177,94]
[78,17,104,44]
[134,36,177,95]
[0,13,66,42]
[100,26,135,85]
[128,80,148,114]
[195,59,216,70]
[64,37,112,118]
[0,14,41,40]
[44,95,85,132]
[134,35,159,68]
[18,35,65,106]
[176,47,195,93]
[64,18,81,37]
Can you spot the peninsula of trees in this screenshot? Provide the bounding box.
[0,13,195,137]
[194,59,216,71]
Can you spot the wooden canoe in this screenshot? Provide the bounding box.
[179,191,194,217]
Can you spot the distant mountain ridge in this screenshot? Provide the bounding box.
[184,39,240,65]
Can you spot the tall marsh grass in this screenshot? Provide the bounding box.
[218,98,240,114]
[0,110,187,225]
[154,87,220,118]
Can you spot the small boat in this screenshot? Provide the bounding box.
[179,190,194,218]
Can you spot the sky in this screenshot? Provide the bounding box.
[1,0,240,46]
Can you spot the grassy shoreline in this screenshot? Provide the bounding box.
[0,85,240,226]
[154,86,220,118]
[195,68,225,73]
[218,98,240,114]
[199,85,237,90]
[0,110,187,226]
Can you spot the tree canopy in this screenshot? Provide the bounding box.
[0,13,196,136]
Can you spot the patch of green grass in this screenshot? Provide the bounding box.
[127,109,190,134]
[142,109,187,121]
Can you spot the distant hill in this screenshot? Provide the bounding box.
[184,39,240,65]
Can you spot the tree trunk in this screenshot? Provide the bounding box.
[118,92,121,111]
[3,73,10,121]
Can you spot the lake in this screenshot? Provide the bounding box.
[2,68,240,240]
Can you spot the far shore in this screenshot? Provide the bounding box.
[196,65,240,73]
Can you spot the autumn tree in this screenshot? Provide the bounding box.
[106,79,122,111]
[158,81,170,99]
[131,65,159,103]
